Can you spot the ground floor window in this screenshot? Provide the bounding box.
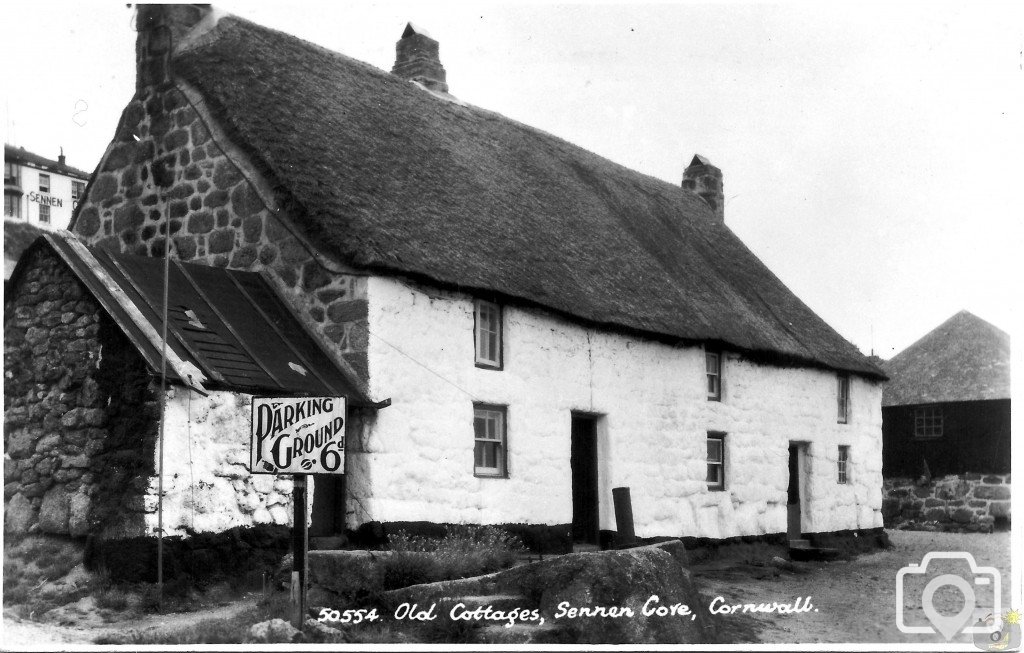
[913,405,943,439]
[707,432,725,490]
[837,445,850,484]
[4,193,20,218]
[39,203,50,223]
[473,404,507,477]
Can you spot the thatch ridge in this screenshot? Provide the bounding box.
[170,15,883,379]
[882,310,1010,406]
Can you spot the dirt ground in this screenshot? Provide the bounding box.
[696,530,1015,645]
[1,530,1016,647]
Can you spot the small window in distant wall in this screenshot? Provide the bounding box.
[4,193,20,218]
[474,404,507,477]
[39,204,50,223]
[837,445,850,484]
[38,173,50,193]
[706,350,721,401]
[837,374,850,424]
[706,433,725,491]
[913,405,943,439]
[71,180,85,202]
[474,299,502,369]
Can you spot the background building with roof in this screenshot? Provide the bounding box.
[4,5,887,548]
[880,310,1011,529]
[4,143,91,230]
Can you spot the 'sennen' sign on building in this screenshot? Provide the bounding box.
[250,397,346,474]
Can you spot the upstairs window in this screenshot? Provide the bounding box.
[837,374,850,424]
[706,433,725,491]
[837,445,850,484]
[913,405,943,439]
[39,204,50,223]
[474,299,502,369]
[71,180,85,202]
[706,350,721,400]
[38,173,50,193]
[473,404,507,477]
[3,162,17,185]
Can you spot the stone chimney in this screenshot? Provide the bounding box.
[392,23,449,93]
[682,154,724,222]
[135,4,211,90]
[58,148,65,166]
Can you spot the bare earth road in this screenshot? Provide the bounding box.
[697,530,1015,645]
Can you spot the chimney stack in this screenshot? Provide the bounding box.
[392,23,449,93]
[682,154,724,222]
[58,147,65,166]
[135,4,211,90]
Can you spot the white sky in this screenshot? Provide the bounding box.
[2,1,1021,358]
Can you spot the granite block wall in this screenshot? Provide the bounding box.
[882,473,1011,531]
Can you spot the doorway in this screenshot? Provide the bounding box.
[310,475,345,537]
[570,414,599,545]
[787,443,806,540]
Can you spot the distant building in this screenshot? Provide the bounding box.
[4,144,91,231]
[881,310,1011,477]
[880,311,1011,530]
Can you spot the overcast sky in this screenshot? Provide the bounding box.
[3,1,1021,358]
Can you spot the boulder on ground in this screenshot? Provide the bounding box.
[249,618,300,643]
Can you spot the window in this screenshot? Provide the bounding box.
[71,181,85,202]
[473,405,507,477]
[38,173,50,193]
[3,162,17,185]
[837,374,850,424]
[474,299,502,369]
[706,350,721,400]
[4,193,20,218]
[38,203,50,223]
[837,446,850,484]
[913,406,943,439]
[706,433,725,490]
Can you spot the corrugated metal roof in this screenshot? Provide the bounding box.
[40,231,370,403]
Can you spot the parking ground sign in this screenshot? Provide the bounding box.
[250,396,346,474]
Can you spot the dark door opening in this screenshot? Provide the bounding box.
[571,415,599,545]
[310,475,345,537]
[787,443,802,540]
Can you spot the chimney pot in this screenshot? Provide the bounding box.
[392,23,449,94]
[682,154,725,222]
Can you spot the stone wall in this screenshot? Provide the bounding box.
[882,474,1011,532]
[354,275,885,538]
[72,82,368,381]
[152,386,295,537]
[4,247,157,538]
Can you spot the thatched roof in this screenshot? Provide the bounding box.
[168,15,882,379]
[882,311,1010,406]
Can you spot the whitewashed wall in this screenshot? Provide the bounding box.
[143,387,293,536]
[355,276,884,538]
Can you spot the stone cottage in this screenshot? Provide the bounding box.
[880,310,1011,530]
[5,5,887,548]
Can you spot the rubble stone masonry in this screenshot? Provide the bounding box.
[72,83,368,381]
[882,473,1011,531]
[4,248,156,537]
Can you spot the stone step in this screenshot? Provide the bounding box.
[789,538,811,549]
[478,622,572,644]
[788,545,841,562]
[572,543,601,553]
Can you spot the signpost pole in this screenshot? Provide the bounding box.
[291,473,307,630]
